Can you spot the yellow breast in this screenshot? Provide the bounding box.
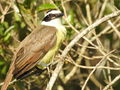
[37,26,66,69]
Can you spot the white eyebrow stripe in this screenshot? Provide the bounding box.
[45,10,62,16]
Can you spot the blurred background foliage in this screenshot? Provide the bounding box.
[0,0,120,90]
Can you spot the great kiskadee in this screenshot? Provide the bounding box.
[1,9,66,90]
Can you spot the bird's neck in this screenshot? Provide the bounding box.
[41,18,62,28]
[41,18,66,35]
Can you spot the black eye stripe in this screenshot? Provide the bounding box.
[42,13,64,22]
[48,14,57,18]
[43,15,51,22]
[42,14,55,22]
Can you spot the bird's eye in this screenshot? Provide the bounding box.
[47,14,56,20]
[48,14,54,17]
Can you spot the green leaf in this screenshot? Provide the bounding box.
[3,22,9,29]
[0,61,5,66]
[21,22,26,28]
[37,4,57,12]
[67,9,74,24]
[1,65,7,74]
[0,48,4,56]
[4,33,11,42]
[14,12,21,21]
[114,0,120,9]
[0,24,4,35]
[4,25,14,35]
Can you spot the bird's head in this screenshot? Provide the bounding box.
[41,9,64,27]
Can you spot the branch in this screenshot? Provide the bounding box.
[103,74,120,90]
[1,58,15,90]
[46,10,120,90]
[81,50,115,90]
[0,79,16,87]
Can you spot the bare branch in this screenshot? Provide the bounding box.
[103,74,120,90]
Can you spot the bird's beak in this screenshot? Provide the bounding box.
[57,13,64,18]
[60,13,64,17]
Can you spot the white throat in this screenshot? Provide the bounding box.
[41,18,66,35]
[41,18,62,28]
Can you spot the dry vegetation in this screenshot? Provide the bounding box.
[0,0,120,90]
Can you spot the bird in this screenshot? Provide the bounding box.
[1,9,66,90]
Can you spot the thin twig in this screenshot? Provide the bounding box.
[108,20,120,39]
[0,79,16,86]
[81,50,115,90]
[103,74,120,90]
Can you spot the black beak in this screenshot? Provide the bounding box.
[57,13,64,17]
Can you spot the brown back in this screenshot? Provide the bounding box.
[13,25,57,78]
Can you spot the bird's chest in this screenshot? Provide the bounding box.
[37,30,65,69]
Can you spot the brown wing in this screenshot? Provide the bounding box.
[13,25,57,78]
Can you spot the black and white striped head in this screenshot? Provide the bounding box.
[42,9,64,22]
[41,9,64,27]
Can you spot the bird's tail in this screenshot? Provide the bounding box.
[16,66,45,80]
[1,59,15,90]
